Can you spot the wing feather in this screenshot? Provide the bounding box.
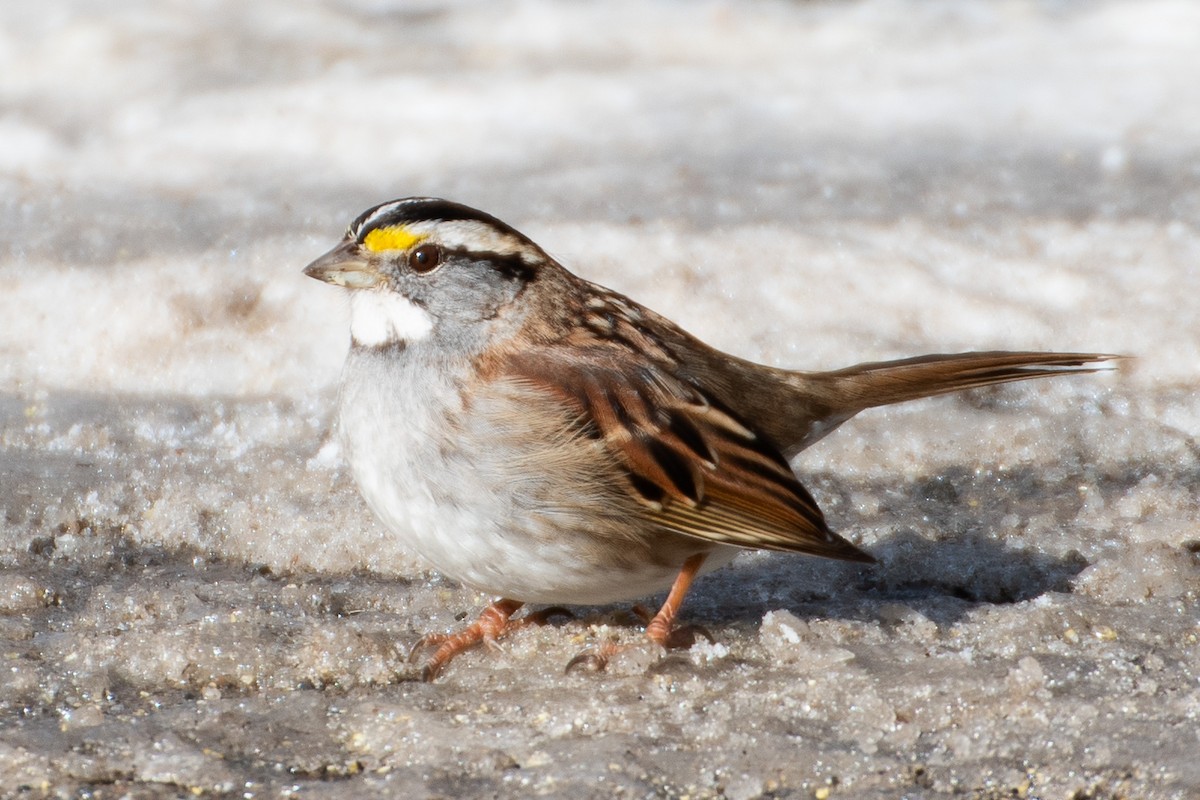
[501,348,874,563]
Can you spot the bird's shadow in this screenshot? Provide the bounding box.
[651,464,1098,631]
[682,530,1088,632]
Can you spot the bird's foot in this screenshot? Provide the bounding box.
[565,599,715,674]
[410,600,572,681]
[634,603,714,650]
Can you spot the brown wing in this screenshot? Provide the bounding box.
[500,348,875,563]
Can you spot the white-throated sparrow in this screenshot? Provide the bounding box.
[304,197,1114,679]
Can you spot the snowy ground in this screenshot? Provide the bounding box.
[2,1,1199,798]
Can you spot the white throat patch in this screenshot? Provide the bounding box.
[350,290,434,346]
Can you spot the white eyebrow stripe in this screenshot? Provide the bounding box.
[431,220,533,256]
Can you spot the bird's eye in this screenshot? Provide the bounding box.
[408,243,443,274]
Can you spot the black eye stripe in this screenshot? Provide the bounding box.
[441,248,539,282]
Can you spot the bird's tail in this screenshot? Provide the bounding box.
[817,351,1119,410]
[781,351,1120,452]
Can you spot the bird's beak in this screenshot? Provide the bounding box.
[302,240,384,289]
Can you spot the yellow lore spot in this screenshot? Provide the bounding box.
[362,225,425,253]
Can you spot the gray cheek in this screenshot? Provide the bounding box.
[428,267,524,323]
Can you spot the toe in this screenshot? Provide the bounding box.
[564,641,624,674]
[661,623,715,650]
[565,651,609,673]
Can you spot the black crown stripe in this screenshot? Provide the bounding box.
[351,197,529,243]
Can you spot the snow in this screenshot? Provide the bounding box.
[1,1,1198,797]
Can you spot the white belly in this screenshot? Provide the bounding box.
[337,349,730,604]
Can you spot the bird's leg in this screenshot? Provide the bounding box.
[566,553,712,673]
[411,599,572,681]
[643,553,713,649]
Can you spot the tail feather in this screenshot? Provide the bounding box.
[821,351,1120,411]
[773,351,1120,454]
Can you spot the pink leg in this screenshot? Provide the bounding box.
[412,600,573,680]
[566,553,712,673]
[644,553,712,648]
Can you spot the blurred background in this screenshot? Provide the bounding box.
[1,1,1197,797]
[3,0,1197,399]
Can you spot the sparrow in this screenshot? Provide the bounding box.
[303,197,1115,679]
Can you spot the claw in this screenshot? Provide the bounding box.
[565,652,607,673]
[406,632,441,663]
[565,642,625,674]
